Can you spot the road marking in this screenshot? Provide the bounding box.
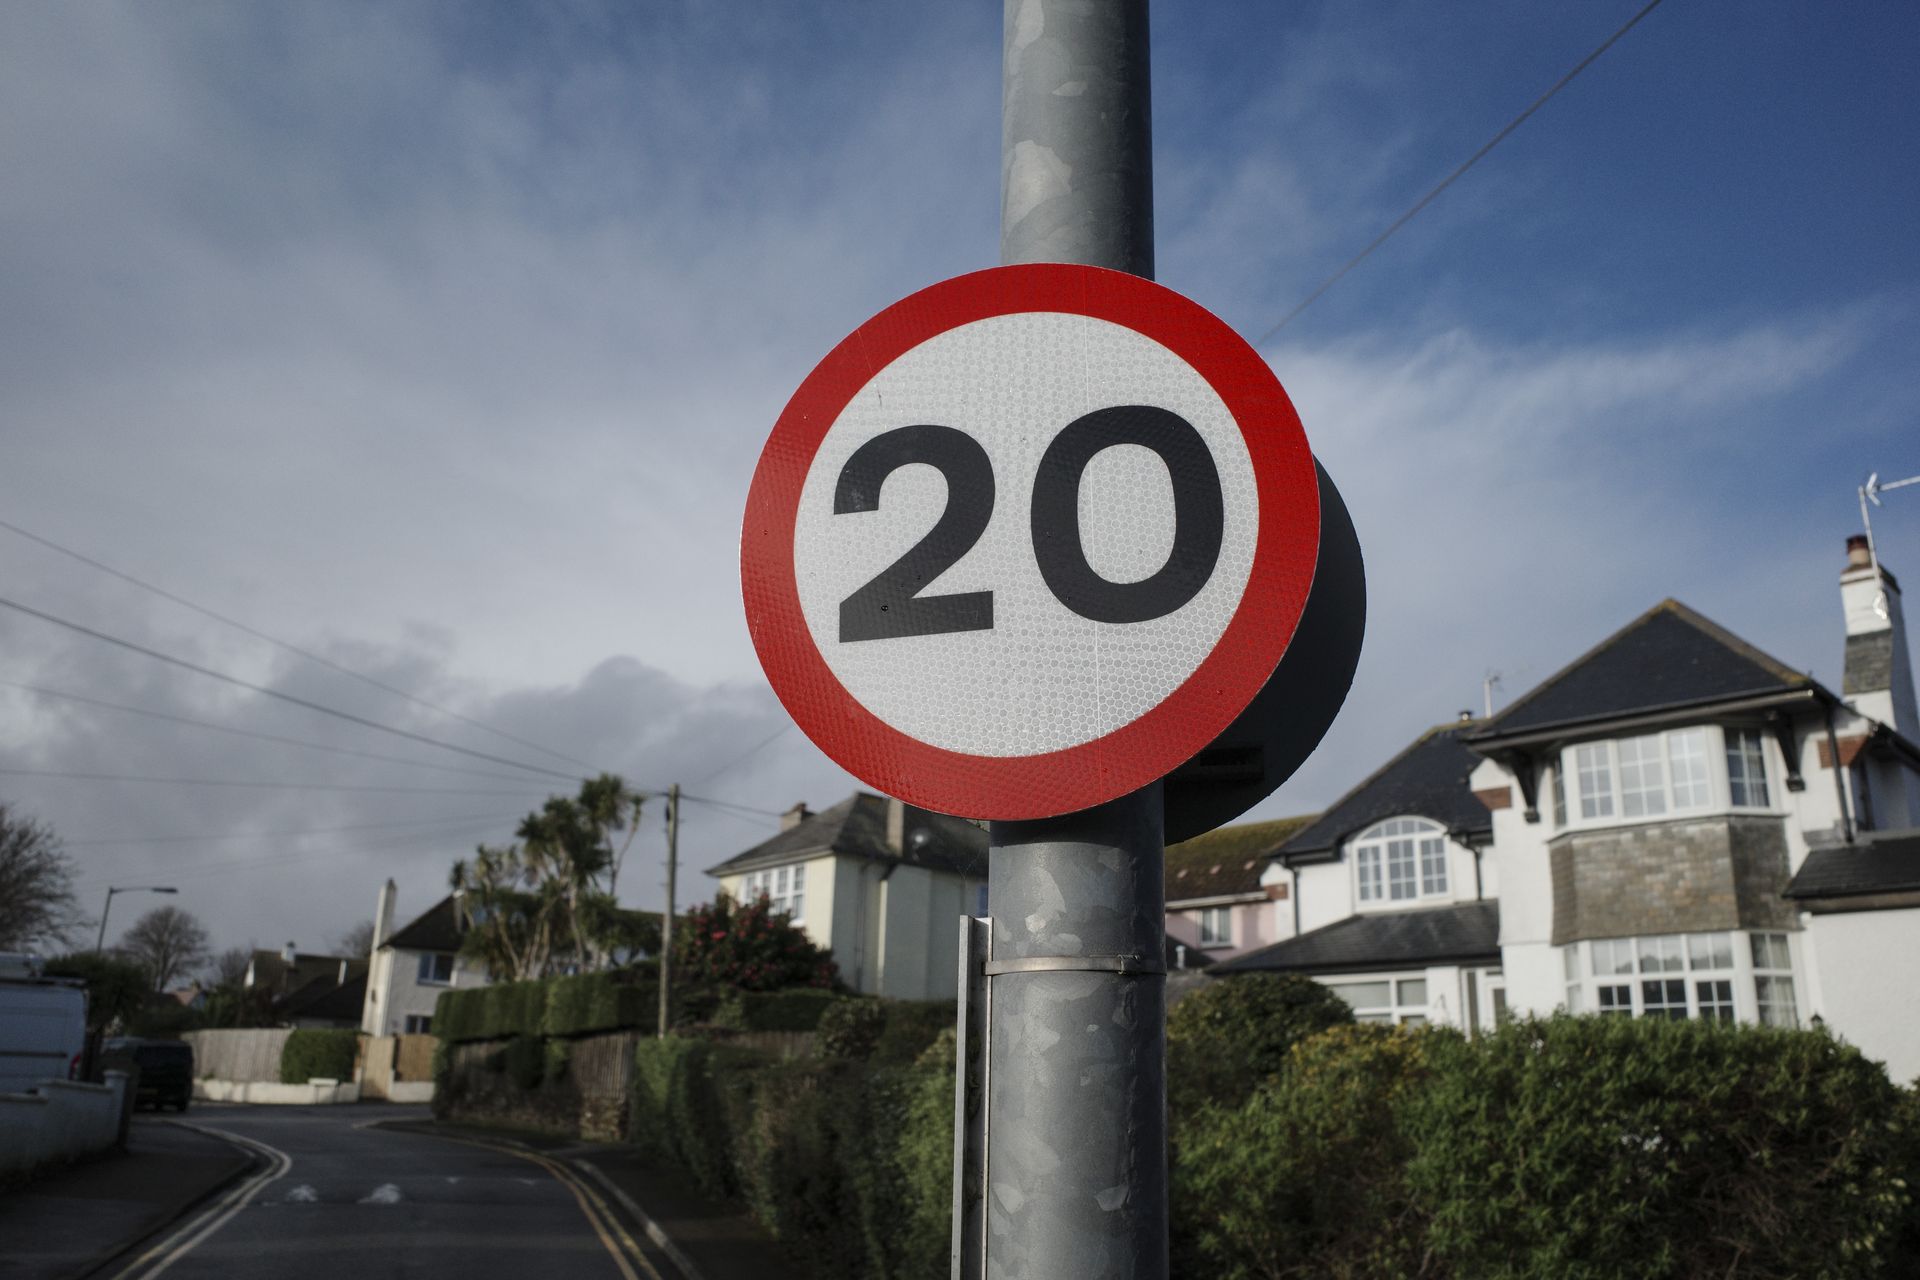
[106,1124,292,1280]
[574,1160,712,1280]
[401,1129,665,1280]
[285,1185,318,1203]
[357,1183,403,1205]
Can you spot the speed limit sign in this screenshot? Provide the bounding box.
[742,264,1351,820]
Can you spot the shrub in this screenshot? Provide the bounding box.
[1408,1014,1916,1280]
[1167,972,1353,1114]
[44,953,148,1035]
[1173,1023,1441,1280]
[674,893,838,992]
[818,999,887,1061]
[279,1029,359,1084]
[712,987,840,1032]
[632,1036,768,1200]
[544,971,656,1037]
[501,1034,544,1090]
[873,999,956,1066]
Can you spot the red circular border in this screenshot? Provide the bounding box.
[742,264,1320,819]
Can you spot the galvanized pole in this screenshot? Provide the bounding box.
[988,3,1166,1277]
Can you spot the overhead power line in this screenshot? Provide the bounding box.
[72,818,513,889]
[0,679,554,784]
[0,767,552,796]
[0,593,580,783]
[687,724,791,787]
[680,793,785,819]
[1253,0,1667,345]
[0,515,599,772]
[63,809,529,848]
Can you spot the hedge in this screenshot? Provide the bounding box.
[631,1034,953,1278]
[435,971,657,1042]
[712,987,840,1032]
[279,1029,359,1084]
[1167,971,1353,1117]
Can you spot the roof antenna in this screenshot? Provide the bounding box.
[1482,671,1503,720]
[1859,469,1920,622]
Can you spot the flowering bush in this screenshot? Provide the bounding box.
[673,892,838,992]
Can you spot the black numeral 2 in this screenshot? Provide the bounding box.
[834,407,1224,643]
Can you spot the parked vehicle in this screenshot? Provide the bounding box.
[100,1037,194,1111]
[0,953,88,1095]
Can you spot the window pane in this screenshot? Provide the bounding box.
[1355,1012,1394,1024]
[1563,946,1580,982]
[1642,978,1688,1019]
[1638,935,1683,973]
[1751,933,1791,971]
[1727,729,1771,807]
[1577,743,1614,819]
[1756,975,1798,1027]
[1667,729,1712,809]
[1326,981,1392,1011]
[775,866,788,895]
[1565,984,1584,1014]
[1618,735,1668,817]
[792,864,806,890]
[1552,765,1568,827]
[1419,838,1448,896]
[1597,984,1632,1015]
[1592,938,1635,976]
[1397,979,1428,1005]
[1399,1014,1429,1027]
[1357,848,1382,902]
[1696,979,1735,1023]
[1687,933,1734,971]
[1387,840,1417,899]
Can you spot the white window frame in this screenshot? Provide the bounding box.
[1350,817,1451,908]
[1561,930,1793,1025]
[1320,972,1431,1026]
[1555,726,1772,832]
[416,952,455,986]
[403,1014,433,1034]
[742,861,807,920]
[1197,905,1232,947]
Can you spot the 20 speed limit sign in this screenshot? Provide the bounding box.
[742,264,1334,820]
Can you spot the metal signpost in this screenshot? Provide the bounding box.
[741,3,1363,1276]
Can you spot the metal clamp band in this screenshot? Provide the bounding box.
[982,954,1166,977]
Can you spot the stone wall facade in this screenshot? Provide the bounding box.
[1549,815,1796,944]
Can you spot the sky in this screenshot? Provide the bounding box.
[3,1,1917,963]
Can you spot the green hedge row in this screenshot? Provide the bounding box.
[631,1033,954,1277]
[434,971,657,1042]
[279,1029,359,1084]
[712,987,839,1032]
[1173,1012,1920,1280]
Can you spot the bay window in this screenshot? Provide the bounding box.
[1553,726,1772,830]
[1352,817,1450,906]
[1561,930,1795,1025]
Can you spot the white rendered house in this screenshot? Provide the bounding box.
[359,882,489,1036]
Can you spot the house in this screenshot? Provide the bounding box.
[358,881,488,1036]
[1216,536,1920,1081]
[242,942,364,1029]
[1163,814,1315,965]
[707,793,987,1000]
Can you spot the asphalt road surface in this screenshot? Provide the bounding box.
[102,1105,678,1280]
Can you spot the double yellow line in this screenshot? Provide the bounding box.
[419,1130,667,1280]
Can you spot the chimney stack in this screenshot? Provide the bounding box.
[886,796,906,854]
[281,940,297,966]
[372,879,397,952]
[1840,535,1919,735]
[781,802,812,831]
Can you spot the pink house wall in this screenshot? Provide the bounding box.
[1165,896,1283,963]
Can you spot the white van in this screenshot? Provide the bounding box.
[0,953,89,1095]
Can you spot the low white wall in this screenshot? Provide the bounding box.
[0,1072,129,1177]
[387,1081,435,1104]
[193,1077,361,1105]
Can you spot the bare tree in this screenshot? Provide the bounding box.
[119,905,212,991]
[205,945,253,990]
[0,803,83,952]
[332,919,377,960]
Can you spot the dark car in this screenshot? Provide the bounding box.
[101,1037,194,1111]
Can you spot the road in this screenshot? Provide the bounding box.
[104,1105,678,1280]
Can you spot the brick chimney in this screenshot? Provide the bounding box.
[781,802,812,831]
[1841,535,1919,734]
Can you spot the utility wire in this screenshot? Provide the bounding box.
[1252,0,1667,345]
[681,793,785,819]
[0,593,580,782]
[63,809,529,848]
[687,723,791,787]
[72,819,513,888]
[0,767,552,796]
[0,679,554,784]
[0,515,599,772]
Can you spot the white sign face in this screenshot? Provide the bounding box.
[743,263,1320,820]
[790,312,1259,757]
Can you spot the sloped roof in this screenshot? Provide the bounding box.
[1479,600,1812,737]
[1785,830,1920,901]
[247,949,352,994]
[1277,725,1492,860]
[1165,814,1315,901]
[706,793,988,880]
[1211,901,1500,975]
[279,962,367,1025]
[384,895,463,954]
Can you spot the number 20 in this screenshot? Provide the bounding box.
[834,405,1225,643]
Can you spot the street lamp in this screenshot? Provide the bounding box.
[95,885,179,953]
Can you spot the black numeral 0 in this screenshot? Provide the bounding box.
[834,407,1223,642]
